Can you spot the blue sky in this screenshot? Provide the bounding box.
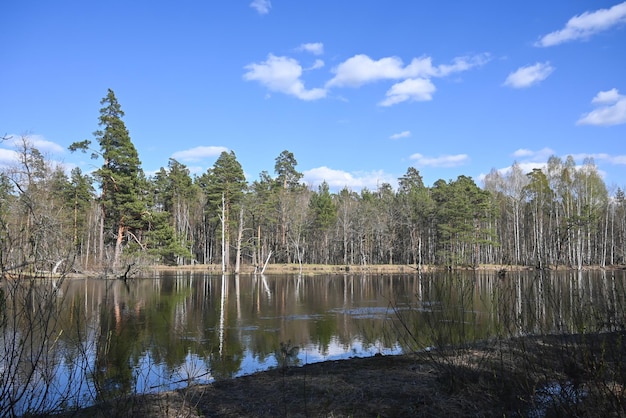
[1,1,625,191]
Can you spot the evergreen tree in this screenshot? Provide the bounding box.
[149,159,198,265]
[398,167,432,267]
[247,171,278,267]
[309,181,337,263]
[64,168,94,252]
[274,150,303,190]
[433,176,496,267]
[198,151,246,270]
[273,150,304,260]
[69,89,145,268]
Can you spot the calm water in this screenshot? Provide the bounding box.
[2,270,626,414]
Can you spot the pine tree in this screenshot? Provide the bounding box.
[149,159,198,265]
[198,151,246,270]
[69,89,145,269]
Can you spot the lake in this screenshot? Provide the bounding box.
[2,269,626,414]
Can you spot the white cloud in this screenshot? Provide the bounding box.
[326,53,488,88]
[303,166,396,190]
[297,42,324,55]
[389,131,411,140]
[512,147,555,161]
[569,152,626,165]
[536,2,626,47]
[512,162,547,174]
[479,162,547,184]
[0,148,19,166]
[186,165,206,175]
[409,153,469,168]
[245,51,487,104]
[326,55,422,88]
[250,0,271,15]
[30,135,65,154]
[436,54,491,77]
[483,149,626,184]
[512,149,534,158]
[0,134,67,171]
[503,62,554,88]
[244,54,327,101]
[379,78,436,106]
[308,59,325,70]
[171,146,228,162]
[6,133,65,155]
[577,88,626,126]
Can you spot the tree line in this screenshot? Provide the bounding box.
[1,89,624,275]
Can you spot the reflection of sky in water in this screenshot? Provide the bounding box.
[135,351,213,393]
[236,336,403,378]
[134,336,403,390]
[6,270,623,415]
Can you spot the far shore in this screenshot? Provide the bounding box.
[147,262,625,276]
[12,262,623,280]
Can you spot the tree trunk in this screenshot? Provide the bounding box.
[99,205,105,264]
[235,207,243,274]
[114,220,124,270]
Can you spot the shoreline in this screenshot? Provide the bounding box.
[8,262,623,281]
[148,262,625,275]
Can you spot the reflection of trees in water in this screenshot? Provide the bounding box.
[0,277,87,416]
[393,270,626,352]
[5,270,626,414]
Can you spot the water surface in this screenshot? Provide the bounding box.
[2,270,625,414]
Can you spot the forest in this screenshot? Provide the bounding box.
[1,89,624,276]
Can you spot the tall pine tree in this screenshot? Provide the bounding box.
[70,89,145,269]
[198,151,246,270]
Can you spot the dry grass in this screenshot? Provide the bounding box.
[147,263,549,276]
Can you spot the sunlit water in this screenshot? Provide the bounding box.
[2,270,626,414]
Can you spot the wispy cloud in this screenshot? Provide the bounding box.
[536,2,626,47]
[171,146,228,162]
[389,131,411,140]
[503,62,554,88]
[409,153,469,168]
[569,152,626,165]
[244,54,327,101]
[577,88,626,126]
[250,0,271,15]
[512,147,556,161]
[297,42,324,55]
[379,79,435,106]
[303,166,396,190]
[307,59,325,70]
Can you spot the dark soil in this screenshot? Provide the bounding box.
[59,332,626,418]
